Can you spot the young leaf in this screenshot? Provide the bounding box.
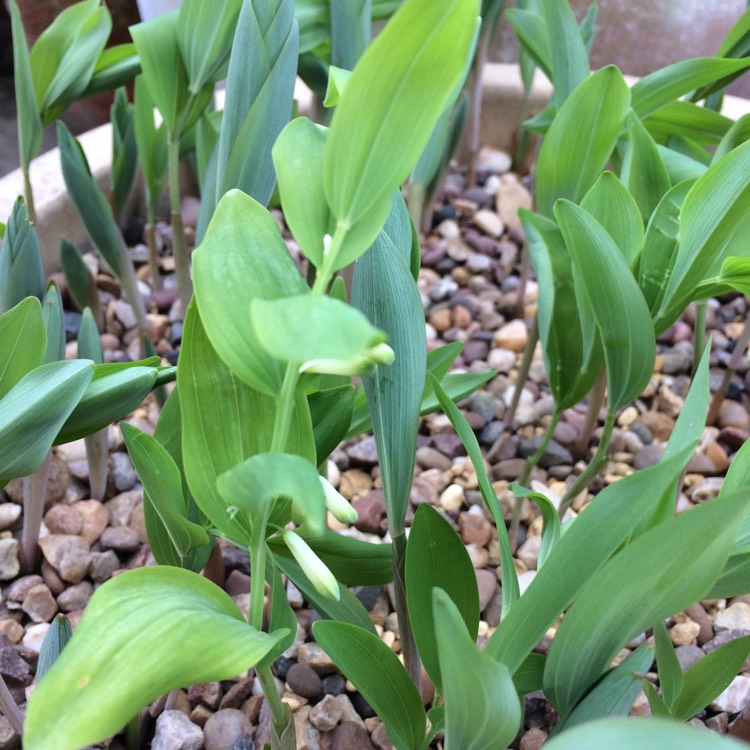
[110,87,137,219]
[330,0,371,70]
[37,614,73,683]
[406,504,480,691]
[133,75,169,215]
[0,297,45,399]
[505,8,551,81]
[308,386,355,465]
[41,281,65,364]
[433,589,521,750]
[543,489,749,716]
[313,621,426,750]
[554,200,655,410]
[653,620,684,711]
[24,567,288,750]
[192,190,308,397]
[60,239,99,318]
[0,197,44,313]
[509,483,560,567]
[324,0,479,228]
[643,101,732,147]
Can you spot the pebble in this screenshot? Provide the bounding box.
[75,500,109,545]
[520,728,548,750]
[352,492,386,535]
[332,721,375,750]
[415,447,452,471]
[152,710,203,750]
[0,539,19,584]
[476,147,512,174]
[493,320,527,353]
[348,437,379,465]
[203,709,252,750]
[37,535,90,583]
[293,706,320,750]
[111,452,137,492]
[0,505,20,531]
[297,643,336,673]
[90,550,121,582]
[22,584,57,623]
[718,401,749,430]
[310,694,342,731]
[100,526,141,552]
[487,348,516,373]
[0,635,28,681]
[57,581,93,612]
[496,174,533,231]
[517,535,541,571]
[715,603,750,632]
[635,412,674,442]
[0,621,23,645]
[287,663,323,699]
[711,675,750,713]
[476,569,499,611]
[675,645,704,671]
[43,505,82,536]
[633,444,665,470]
[107,489,142,526]
[459,511,492,546]
[439,484,465,511]
[669,619,700,646]
[466,544,489,569]
[22,623,50,653]
[473,209,504,238]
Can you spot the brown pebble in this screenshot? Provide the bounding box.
[332,721,375,750]
[685,603,713,645]
[57,581,94,613]
[352,492,386,535]
[520,727,548,750]
[458,512,492,546]
[43,505,82,536]
[705,441,729,473]
[100,526,141,552]
[287,663,323,699]
[635,411,675,442]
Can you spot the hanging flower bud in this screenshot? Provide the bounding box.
[283,530,340,601]
[320,476,358,524]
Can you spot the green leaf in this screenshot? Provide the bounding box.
[406,504,479,691]
[657,145,707,184]
[57,122,123,278]
[580,172,644,268]
[352,192,426,530]
[330,0,370,70]
[514,652,546,696]
[505,8,551,81]
[308,386,355,465]
[59,239,98,316]
[121,423,209,564]
[273,117,332,268]
[110,87,137,219]
[536,66,631,218]
[509,483,560,567]
[631,57,750,120]
[37,614,73,683]
[0,197,44,313]
[619,112,672,224]
[217,452,326,534]
[84,43,141,96]
[556,645,655,732]
[714,113,750,163]
[543,489,749,715]
[24,567,287,750]
[654,139,750,333]
[192,190,308,396]
[0,360,94,485]
[484,447,694,672]
[433,589,521,750]
[643,101,732,147]
[0,297,45,399]
[324,0,479,227]
[313,621,426,750]
[9,0,43,169]
[653,620,683,711]
[42,281,65,364]
[55,362,159,444]
[554,200,655,410]
[176,0,242,92]
[29,0,111,124]
[323,66,353,107]
[133,75,169,215]
[251,295,388,374]
[210,0,298,220]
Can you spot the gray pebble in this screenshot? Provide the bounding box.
[151,710,203,750]
[90,550,120,582]
[38,535,90,583]
[286,663,323,699]
[0,539,19,581]
[675,645,704,671]
[57,581,93,612]
[203,709,252,750]
[100,526,141,553]
[22,584,57,623]
[111,452,137,492]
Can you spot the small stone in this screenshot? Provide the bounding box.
[38,535,91,583]
[106,490,142,526]
[298,643,336,673]
[220,680,255,710]
[476,147,511,174]
[705,442,729,473]
[287,663,323,699]
[675,645,704,671]
[0,714,20,749]
[415,447,451,471]
[517,534,542,571]
[633,444,665,471]
[57,581,94,612]
[520,727,548,750]
[458,511,492,546]
[437,219,460,240]
[90,550,121,582]
[661,344,693,375]
[338,469,372,499]
[352,492,386,535]
[466,544,489,568]
[111,299,138,331]
[332,721,375,750]
[293,705,321,750]
[22,623,50,653]
[43,505,82,536]
[715,602,750,632]
[0,505,20,531]
[476,569,499,611]
[635,412,674,442]
[711,675,750,713]
[669,619,700,646]
[100,526,141,552]
[428,307,452,333]
[203,709,252,750]
[22,584,57,623]
[348,437,379,465]
[0,539,19,581]
[0,621,23,645]
[0,635,28,681]
[439,484,464,511]
[685,452,717,475]
[5,575,42,602]
[309,694,342,731]
[111,451,138,492]
[151,710,203,750]
[493,319,527,353]
[473,209,504,238]
[487,348,516,373]
[689,477,724,502]
[75,500,109,545]
[718,401,750,430]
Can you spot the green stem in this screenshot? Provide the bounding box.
[257,664,290,731]
[693,300,707,376]
[572,365,607,460]
[23,165,36,225]
[559,408,616,516]
[271,363,301,454]
[146,204,162,291]
[249,510,270,632]
[167,136,193,312]
[509,410,562,550]
[312,224,350,295]
[392,531,421,688]
[117,238,150,359]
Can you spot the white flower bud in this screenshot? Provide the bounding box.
[283,530,340,601]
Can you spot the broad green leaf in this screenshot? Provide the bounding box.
[536,66,631,218]
[657,145,708,184]
[313,621,426,750]
[210,0,298,221]
[654,139,750,333]
[0,297,45,398]
[57,122,123,277]
[714,114,750,163]
[217,453,326,534]
[543,489,749,715]
[324,0,479,228]
[505,8,551,81]
[330,0,370,70]
[556,645,655,732]
[540,0,589,109]
[121,424,209,565]
[59,239,98,316]
[176,0,242,92]
[631,58,750,120]
[133,75,169,215]
[485,448,694,671]
[554,200,655,409]
[428,374,518,615]
[273,118,332,268]
[619,112,672,223]
[192,190,308,396]
[271,544,377,633]
[644,101,732,147]
[638,180,695,315]
[0,360,94,485]
[0,197,44,313]
[269,528,392,586]
[55,362,159,444]
[84,42,141,96]
[42,281,65,364]
[24,567,287,750]
[110,87,137,219]
[308,386,355,465]
[671,635,750,721]
[514,652,546,696]
[653,620,683,711]
[406,504,479,691]
[716,8,750,58]
[667,135,712,166]
[509,483,560,567]
[9,0,43,169]
[580,172,644,268]
[29,0,111,124]
[37,614,73,683]
[352,192,426,531]
[434,589,521,750]
[544,717,748,750]
[251,295,388,374]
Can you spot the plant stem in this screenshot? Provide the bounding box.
[257,664,289,731]
[271,363,301,454]
[84,431,108,501]
[312,224,350,295]
[572,365,607,460]
[693,300,707,375]
[465,29,490,187]
[509,410,561,550]
[146,207,162,291]
[708,309,750,425]
[559,407,616,516]
[167,136,193,312]
[249,512,270,633]
[21,451,51,573]
[117,238,150,359]
[0,674,23,736]
[23,165,36,225]
[391,531,421,688]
